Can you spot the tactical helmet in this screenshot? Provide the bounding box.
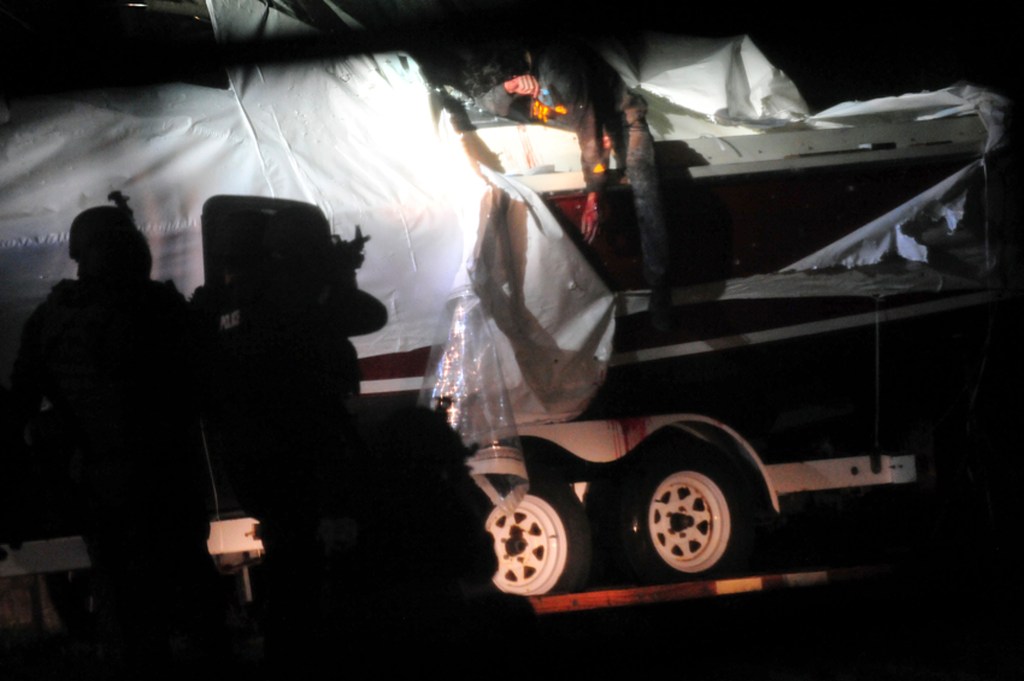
[69,205,152,282]
[69,206,138,262]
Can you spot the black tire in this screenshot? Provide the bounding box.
[618,440,755,585]
[486,476,592,596]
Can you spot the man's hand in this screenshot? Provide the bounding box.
[503,75,540,98]
[581,191,604,244]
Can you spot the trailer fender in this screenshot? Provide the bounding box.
[518,414,780,514]
[663,416,780,515]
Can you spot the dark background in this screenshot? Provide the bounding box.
[1,2,1020,110]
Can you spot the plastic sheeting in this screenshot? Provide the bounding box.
[418,287,529,510]
[785,84,1014,283]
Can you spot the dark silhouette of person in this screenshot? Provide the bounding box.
[338,405,538,647]
[190,202,387,673]
[0,382,31,556]
[8,197,229,672]
[2,377,95,644]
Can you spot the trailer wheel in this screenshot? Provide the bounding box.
[620,444,754,584]
[486,479,592,596]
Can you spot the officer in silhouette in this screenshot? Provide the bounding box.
[191,201,387,671]
[9,195,228,671]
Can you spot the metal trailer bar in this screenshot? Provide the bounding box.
[0,517,264,579]
[1,453,914,579]
[528,564,893,615]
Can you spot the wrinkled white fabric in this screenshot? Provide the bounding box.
[0,1,1012,423]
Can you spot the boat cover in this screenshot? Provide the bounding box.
[0,0,1016,424]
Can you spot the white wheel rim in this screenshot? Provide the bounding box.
[486,494,569,596]
[647,470,731,573]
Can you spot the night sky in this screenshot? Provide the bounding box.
[743,22,1018,112]
[1,3,1018,110]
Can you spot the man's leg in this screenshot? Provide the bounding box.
[623,95,674,330]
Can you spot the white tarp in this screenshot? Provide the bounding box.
[0,2,1015,423]
[600,32,810,130]
[0,0,615,424]
[786,84,1013,280]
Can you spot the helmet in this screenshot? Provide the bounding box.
[69,206,138,262]
[69,206,151,282]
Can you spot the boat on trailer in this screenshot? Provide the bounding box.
[347,75,1019,594]
[2,14,1018,598]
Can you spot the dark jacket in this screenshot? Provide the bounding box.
[10,275,209,534]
